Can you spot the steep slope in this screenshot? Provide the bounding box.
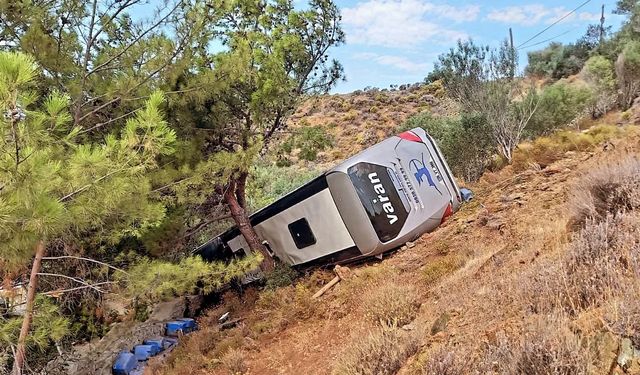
[150,120,640,375]
[283,83,456,165]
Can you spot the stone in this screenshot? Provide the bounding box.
[430,312,450,335]
[334,265,353,280]
[618,338,635,370]
[402,323,416,331]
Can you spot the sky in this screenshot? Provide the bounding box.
[329,0,626,93]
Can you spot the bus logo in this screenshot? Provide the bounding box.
[368,172,399,225]
[409,154,442,195]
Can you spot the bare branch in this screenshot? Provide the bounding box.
[36,273,108,294]
[41,256,129,275]
[86,1,182,78]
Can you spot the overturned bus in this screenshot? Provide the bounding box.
[196,127,464,268]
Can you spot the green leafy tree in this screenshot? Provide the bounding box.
[0,0,192,129]
[528,80,593,135]
[399,113,493,182]
[582,55,617,117]
[168,0,345,271]
[0,51,175,374]
[615,40,640,109]
[431,39,539,162]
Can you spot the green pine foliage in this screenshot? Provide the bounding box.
[118,255,262,302]
[0,51,177,273]
[0,296,69,357]
[247,164,320,212]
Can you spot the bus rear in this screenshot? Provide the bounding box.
[327,127,462,257]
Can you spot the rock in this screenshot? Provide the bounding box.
[589,331,619,375]
[334,265,353,280]
[430,312,450,335]
[618,338,635,370]
[42,298,187,375]
[149,297,186,322]
[406,241,416,248]
[402,323,416,331]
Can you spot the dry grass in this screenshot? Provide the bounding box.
[421,254,466,285]
[254,283,314,331]
[221,348,248,375]
[361,282,419,326]
[511,125,629,173]
[419,347,469,375]
[559,213,640,315]
[148,326,222,375]
[481,316,590,375]
[569,155,640,230]
[331,326,421,375]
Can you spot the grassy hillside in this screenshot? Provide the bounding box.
[148,106,640,374]
[280,83,457,166]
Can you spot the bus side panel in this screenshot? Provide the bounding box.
[253,189,356,265]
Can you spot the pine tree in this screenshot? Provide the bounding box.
[0,51,176,374]
[168,0,345,270]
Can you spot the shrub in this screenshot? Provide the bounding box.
[361,282,419,326]
[247,164,319,211]
[422,254,465,285]
[615,40,640,109]
[255,284,314,330]
[527,80,593,137]
[607,288,640,348]
[420,348,468,374]
[332,327,420,375]
[583,55,616,118]
[568,156,640,229]
[221,348,248,375]
[481,318,589,375]
[398,112,493,182]
[264,263,298,290]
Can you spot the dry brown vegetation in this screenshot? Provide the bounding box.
[283,82,456,166]
[331,326,421,375]
[151,120,640,374]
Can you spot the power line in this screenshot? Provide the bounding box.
[516,0,593,49]
[517,27,579,50]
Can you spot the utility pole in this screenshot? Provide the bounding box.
[599,4,605,49]
[509,28,515,79]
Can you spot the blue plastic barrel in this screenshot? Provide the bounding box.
[133,344,158,361]
[112,352,137,375]
[165,320,189,336]
[143,338,164,353]
[177,318,197,332]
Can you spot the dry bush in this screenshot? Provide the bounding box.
[221,348,248,375]
[361,282,419,326]
[560,214,640,314]
[607,289,640,348]
[332,326,420,375]
[569,155,640,230]
[419,347,469,375]
[422,254,466,285]
[481,317,589,375]
[334,264,397,300]
[149,326,222,375]
[255,283,314,331]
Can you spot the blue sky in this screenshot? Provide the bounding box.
[329,0,626,92]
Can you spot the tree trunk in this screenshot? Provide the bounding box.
[223,181,274,272]
[12,240,46,375]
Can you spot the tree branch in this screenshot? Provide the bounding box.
[36,273,107,293]
[41,256,129,275]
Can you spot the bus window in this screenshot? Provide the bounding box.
[288,218,317,249]
[348,162,409,242]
